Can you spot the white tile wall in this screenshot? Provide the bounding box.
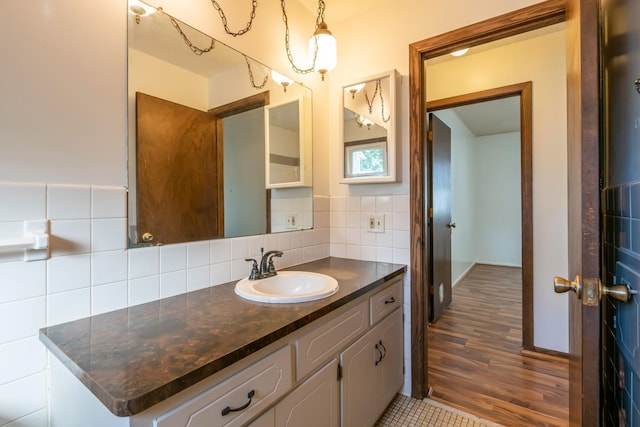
[329,193,412,396]
[0,182,330,426]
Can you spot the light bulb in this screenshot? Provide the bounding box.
[309,21,336,81]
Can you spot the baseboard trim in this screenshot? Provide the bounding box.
[474,261,523,268]
[522,347,568,361]
[452,262,476,287]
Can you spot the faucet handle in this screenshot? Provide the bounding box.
[245,258,259,280]
[267,251,283,273]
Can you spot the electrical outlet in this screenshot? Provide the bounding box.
[368,214,385,233]
[286,214,297,228]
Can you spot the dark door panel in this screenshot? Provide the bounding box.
[428,113,452,322]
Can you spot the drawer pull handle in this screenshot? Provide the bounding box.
[221,390,255,416]
[375,343,384,366]
[384,297,396,305]
[379,340,387,359]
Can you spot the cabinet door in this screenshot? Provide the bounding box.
[275,359,339,427]
[340,329,377,427]
[341,308,404,426]
[376,309,404,411]
[248,408,274,427]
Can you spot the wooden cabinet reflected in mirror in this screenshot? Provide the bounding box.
[128,6,313,246]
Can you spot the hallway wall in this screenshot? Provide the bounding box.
[434,111,521,284]
[425,25,569,351]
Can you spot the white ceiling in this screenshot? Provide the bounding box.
[449,97,521,137]
[298,0,393,24]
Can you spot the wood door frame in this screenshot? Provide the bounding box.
[209,91,271,234]
[565,0,601,424]
[426,81,533,349]
[409,0,566,399]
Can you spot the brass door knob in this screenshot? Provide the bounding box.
[601,284,633,303]
[553,275,582,299]
[553,275,634,304]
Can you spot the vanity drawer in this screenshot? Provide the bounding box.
[296,300,369,380]
[370,277,403,325]
[154,346,292,427]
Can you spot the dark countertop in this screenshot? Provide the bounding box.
[39,257,406,417]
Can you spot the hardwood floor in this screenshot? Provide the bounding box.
[427,264,569,426]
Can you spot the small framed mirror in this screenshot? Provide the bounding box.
[340,70,400,184]
[265,94,312,188]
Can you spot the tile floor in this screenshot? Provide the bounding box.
[376,394,504,427]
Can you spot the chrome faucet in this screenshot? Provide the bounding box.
[245,248,283,280]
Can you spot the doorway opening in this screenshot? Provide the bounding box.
[426,84,531,339]
[408,0,566,400]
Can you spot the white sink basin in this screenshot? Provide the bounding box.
[235,271,339,303]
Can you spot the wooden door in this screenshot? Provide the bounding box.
[428,113,453,322]
[136,92,223,245]
[563,0,601,425]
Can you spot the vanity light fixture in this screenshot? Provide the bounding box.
[355,115,374,130]
[345,83,366,99]
[281,0,337,81]
[308,18,337,80]
[128,0,157,24]
[450,48,470,57]
[272,70,295,92]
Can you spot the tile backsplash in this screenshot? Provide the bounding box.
[0,181,330,426]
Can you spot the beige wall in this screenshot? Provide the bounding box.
[426,26,569,351]
[329,7,569,352]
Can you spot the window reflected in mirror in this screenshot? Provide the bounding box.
[344,137,388,178]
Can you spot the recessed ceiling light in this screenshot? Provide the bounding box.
[450,48,470,57]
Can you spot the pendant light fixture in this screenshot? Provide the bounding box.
[308,17,336,80]
[281,0,336,81]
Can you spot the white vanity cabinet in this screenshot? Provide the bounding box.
[275,359,340,426]
[249,359,339,427]
[49,272,405,427]
[148,345,292,427]
[340,309,403,426]
[252,276,403,427]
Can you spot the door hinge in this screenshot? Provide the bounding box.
[427,130,433,141]
[337,363,342,381]
[428,207,433,218]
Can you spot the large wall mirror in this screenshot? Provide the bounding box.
[127,4,313,246]
[340,70,400,184]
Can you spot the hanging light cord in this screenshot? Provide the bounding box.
[364,81,379,114]
[364,80,391,123]
[210,0,258,37]
[244,55,269,89]
[280,0,324,74]
[169,15,216,55]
